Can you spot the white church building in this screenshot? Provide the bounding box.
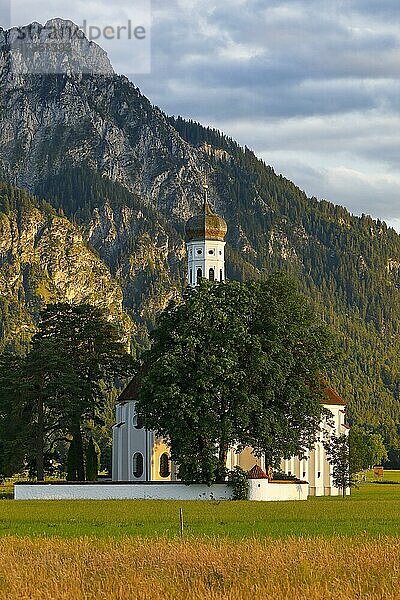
[112,190,349,497]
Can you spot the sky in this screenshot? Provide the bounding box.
[4,0,400,230]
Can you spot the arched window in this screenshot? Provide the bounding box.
[209,268,215,281]
[136,415,144,429]
[159,453,170,478]
[132,414,144,429]
[132,452,144,478]
[197,268,202,284]
[220,269,223,282]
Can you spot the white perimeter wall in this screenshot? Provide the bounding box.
[248,480,308,501]
[15,482,309,501]
[15,484,233,501]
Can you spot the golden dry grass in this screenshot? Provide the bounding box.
[0,536,399,599]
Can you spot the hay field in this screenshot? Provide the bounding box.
[0,535,398,599]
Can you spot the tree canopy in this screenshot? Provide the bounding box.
[323,433,352,498]
[0,303,134,480]
[349,426,388,474]
[137,274,338,484]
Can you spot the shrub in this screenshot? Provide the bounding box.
[227,466,249,500]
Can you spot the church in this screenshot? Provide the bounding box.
[112,189,349,497]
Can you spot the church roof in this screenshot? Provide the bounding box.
[185,200,227,242]
[119,377,347,407]
[323,385,347,406]
[118,363,150,403]
[247,465,268,479]
[118,374,140,403]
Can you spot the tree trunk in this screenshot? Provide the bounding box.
[66,438,77,481]
[217,443,228,483]
[265,452,273,479]
[73,427,85,481]
[36,392,45,481]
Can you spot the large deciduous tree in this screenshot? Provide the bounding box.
[323,433,352,497]
[137,274,338,484]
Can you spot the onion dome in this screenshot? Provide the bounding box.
[185,198,227,242]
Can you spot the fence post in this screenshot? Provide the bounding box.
[179,507,184,538]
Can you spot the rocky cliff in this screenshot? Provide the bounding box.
[0,182,130,351]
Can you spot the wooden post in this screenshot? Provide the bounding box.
[179,507,184,538]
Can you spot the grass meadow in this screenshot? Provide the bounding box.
[0,476,400,598]
[1,483,400,538]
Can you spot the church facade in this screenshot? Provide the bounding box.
[112,190,349,496]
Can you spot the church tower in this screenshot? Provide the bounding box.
[185,185,227,287]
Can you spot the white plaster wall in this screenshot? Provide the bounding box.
[15,483,234,501]
[248,479,269,501]
[248,480,308,501]
[16,482,309,501]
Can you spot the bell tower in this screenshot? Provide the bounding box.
[185,185,227,287]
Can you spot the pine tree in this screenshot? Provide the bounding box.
[85,436,100,482]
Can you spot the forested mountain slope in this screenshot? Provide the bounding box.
[0,181,131,352]
[0,19,399,443]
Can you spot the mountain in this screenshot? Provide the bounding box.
[0,180,132,352]
[0,19,400,445]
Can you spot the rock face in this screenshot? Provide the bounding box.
[0,184,130,351]
[0,21,203,216]
[0,19,114,76]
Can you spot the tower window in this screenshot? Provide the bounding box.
[132,452,144,478]
[208,249,214,255]
[209,268,215,281]
[133,414,144,429]
[159,453,170,478]
[196,249,202,255]
[190,269,193,285]
[197,268,202,284]
[219,250,222,255]
[220,269,223,282]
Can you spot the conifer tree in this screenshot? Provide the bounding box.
[85,436,100,482]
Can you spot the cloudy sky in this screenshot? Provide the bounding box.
[6,0,400,230]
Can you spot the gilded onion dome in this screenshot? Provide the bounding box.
[185,197,227,242]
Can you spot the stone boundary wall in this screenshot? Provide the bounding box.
[15,480,309,501]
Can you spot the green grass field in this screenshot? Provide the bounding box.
[0,476,400,539]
